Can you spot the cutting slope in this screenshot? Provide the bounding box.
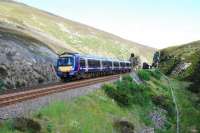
[0,0,155,62]
[0,30,58,90]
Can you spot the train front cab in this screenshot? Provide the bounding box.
[56,54,79,80]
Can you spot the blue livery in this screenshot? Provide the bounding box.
[56,52,131,80]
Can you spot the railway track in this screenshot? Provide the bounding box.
[0,75,120,107]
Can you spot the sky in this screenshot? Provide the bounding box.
[16,0,200,49]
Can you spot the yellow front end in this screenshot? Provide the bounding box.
[59,66,73,73]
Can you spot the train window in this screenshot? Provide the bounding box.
[123,63,126,67]
[88,59,93,67]
[95,60,101,67]
[58,57,74,66]
[126,63,130,67]
[114,62,119,67]
[80,59,86,68]
[120,62,123,67]
[108,61,112,67]
[102,61,112,68]
[88,59,100,68]
[120,62,126,67]
[102,61,107,67]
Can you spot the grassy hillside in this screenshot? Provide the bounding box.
[161,41,200,57]
[159,40,200,78]
[0,0,155,62]
[1,71,199,133]
[159,41,200,104]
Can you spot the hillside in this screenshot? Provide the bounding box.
[0,0,155,91]
[160,41,200,60]
[159,41,200,103]
[0,0,155,62]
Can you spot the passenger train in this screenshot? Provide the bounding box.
[56,52,131,80]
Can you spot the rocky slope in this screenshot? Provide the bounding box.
[0,30,58,91]
[0,0,155,62]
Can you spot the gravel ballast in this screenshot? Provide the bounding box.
[0,80,117,120]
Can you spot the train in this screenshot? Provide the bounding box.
[56,52,131,80]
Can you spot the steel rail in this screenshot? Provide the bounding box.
[0,75,120,107]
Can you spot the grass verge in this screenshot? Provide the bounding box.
[1,71,199,133]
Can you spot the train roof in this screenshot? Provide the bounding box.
[80,54,114,61]
[59,52,130,63]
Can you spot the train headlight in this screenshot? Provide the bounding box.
[59,66,73,72]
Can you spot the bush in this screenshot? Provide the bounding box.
[102,84,116,99]
[137,70,151,81]
[12,117,41,133]
[102,83,131,106]
[188,83,200,93]
[159,51,181,75]
[114,120,135,133]
[47,123,53,133]
[122,75,133,82]
[103,77,151,107]
[150,69,162,80]
[187,59,200,93]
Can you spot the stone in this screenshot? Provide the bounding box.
[0,31,58,92]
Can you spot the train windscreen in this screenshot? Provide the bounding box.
[58,57,74,66]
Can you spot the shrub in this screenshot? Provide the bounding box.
[131,84,152,106]
[102,84,116,99]
[187,59,200,93]
[159,51,181,75]
[102,83,132,106]
[114,120,134,133]
[122,75,133,82]
[35,112,43,119]
[103,78,151,107]
[188,83,200,93]
[137,70,151,81]
[150,69,162,80]
[47,123,53,133]
[12,117,41,133]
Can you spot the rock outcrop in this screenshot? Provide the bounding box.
[171,62,191,76]
[0,31,58,91]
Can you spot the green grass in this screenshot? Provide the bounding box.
[169,80,200,132]
[103,78,152,107]
[159,42,200,103]
[1,72,199,133]
[34,91,145,133]
[0,90,144,133]
[137,70,151,81]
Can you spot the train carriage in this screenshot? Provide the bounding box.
[56,52,131,80]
